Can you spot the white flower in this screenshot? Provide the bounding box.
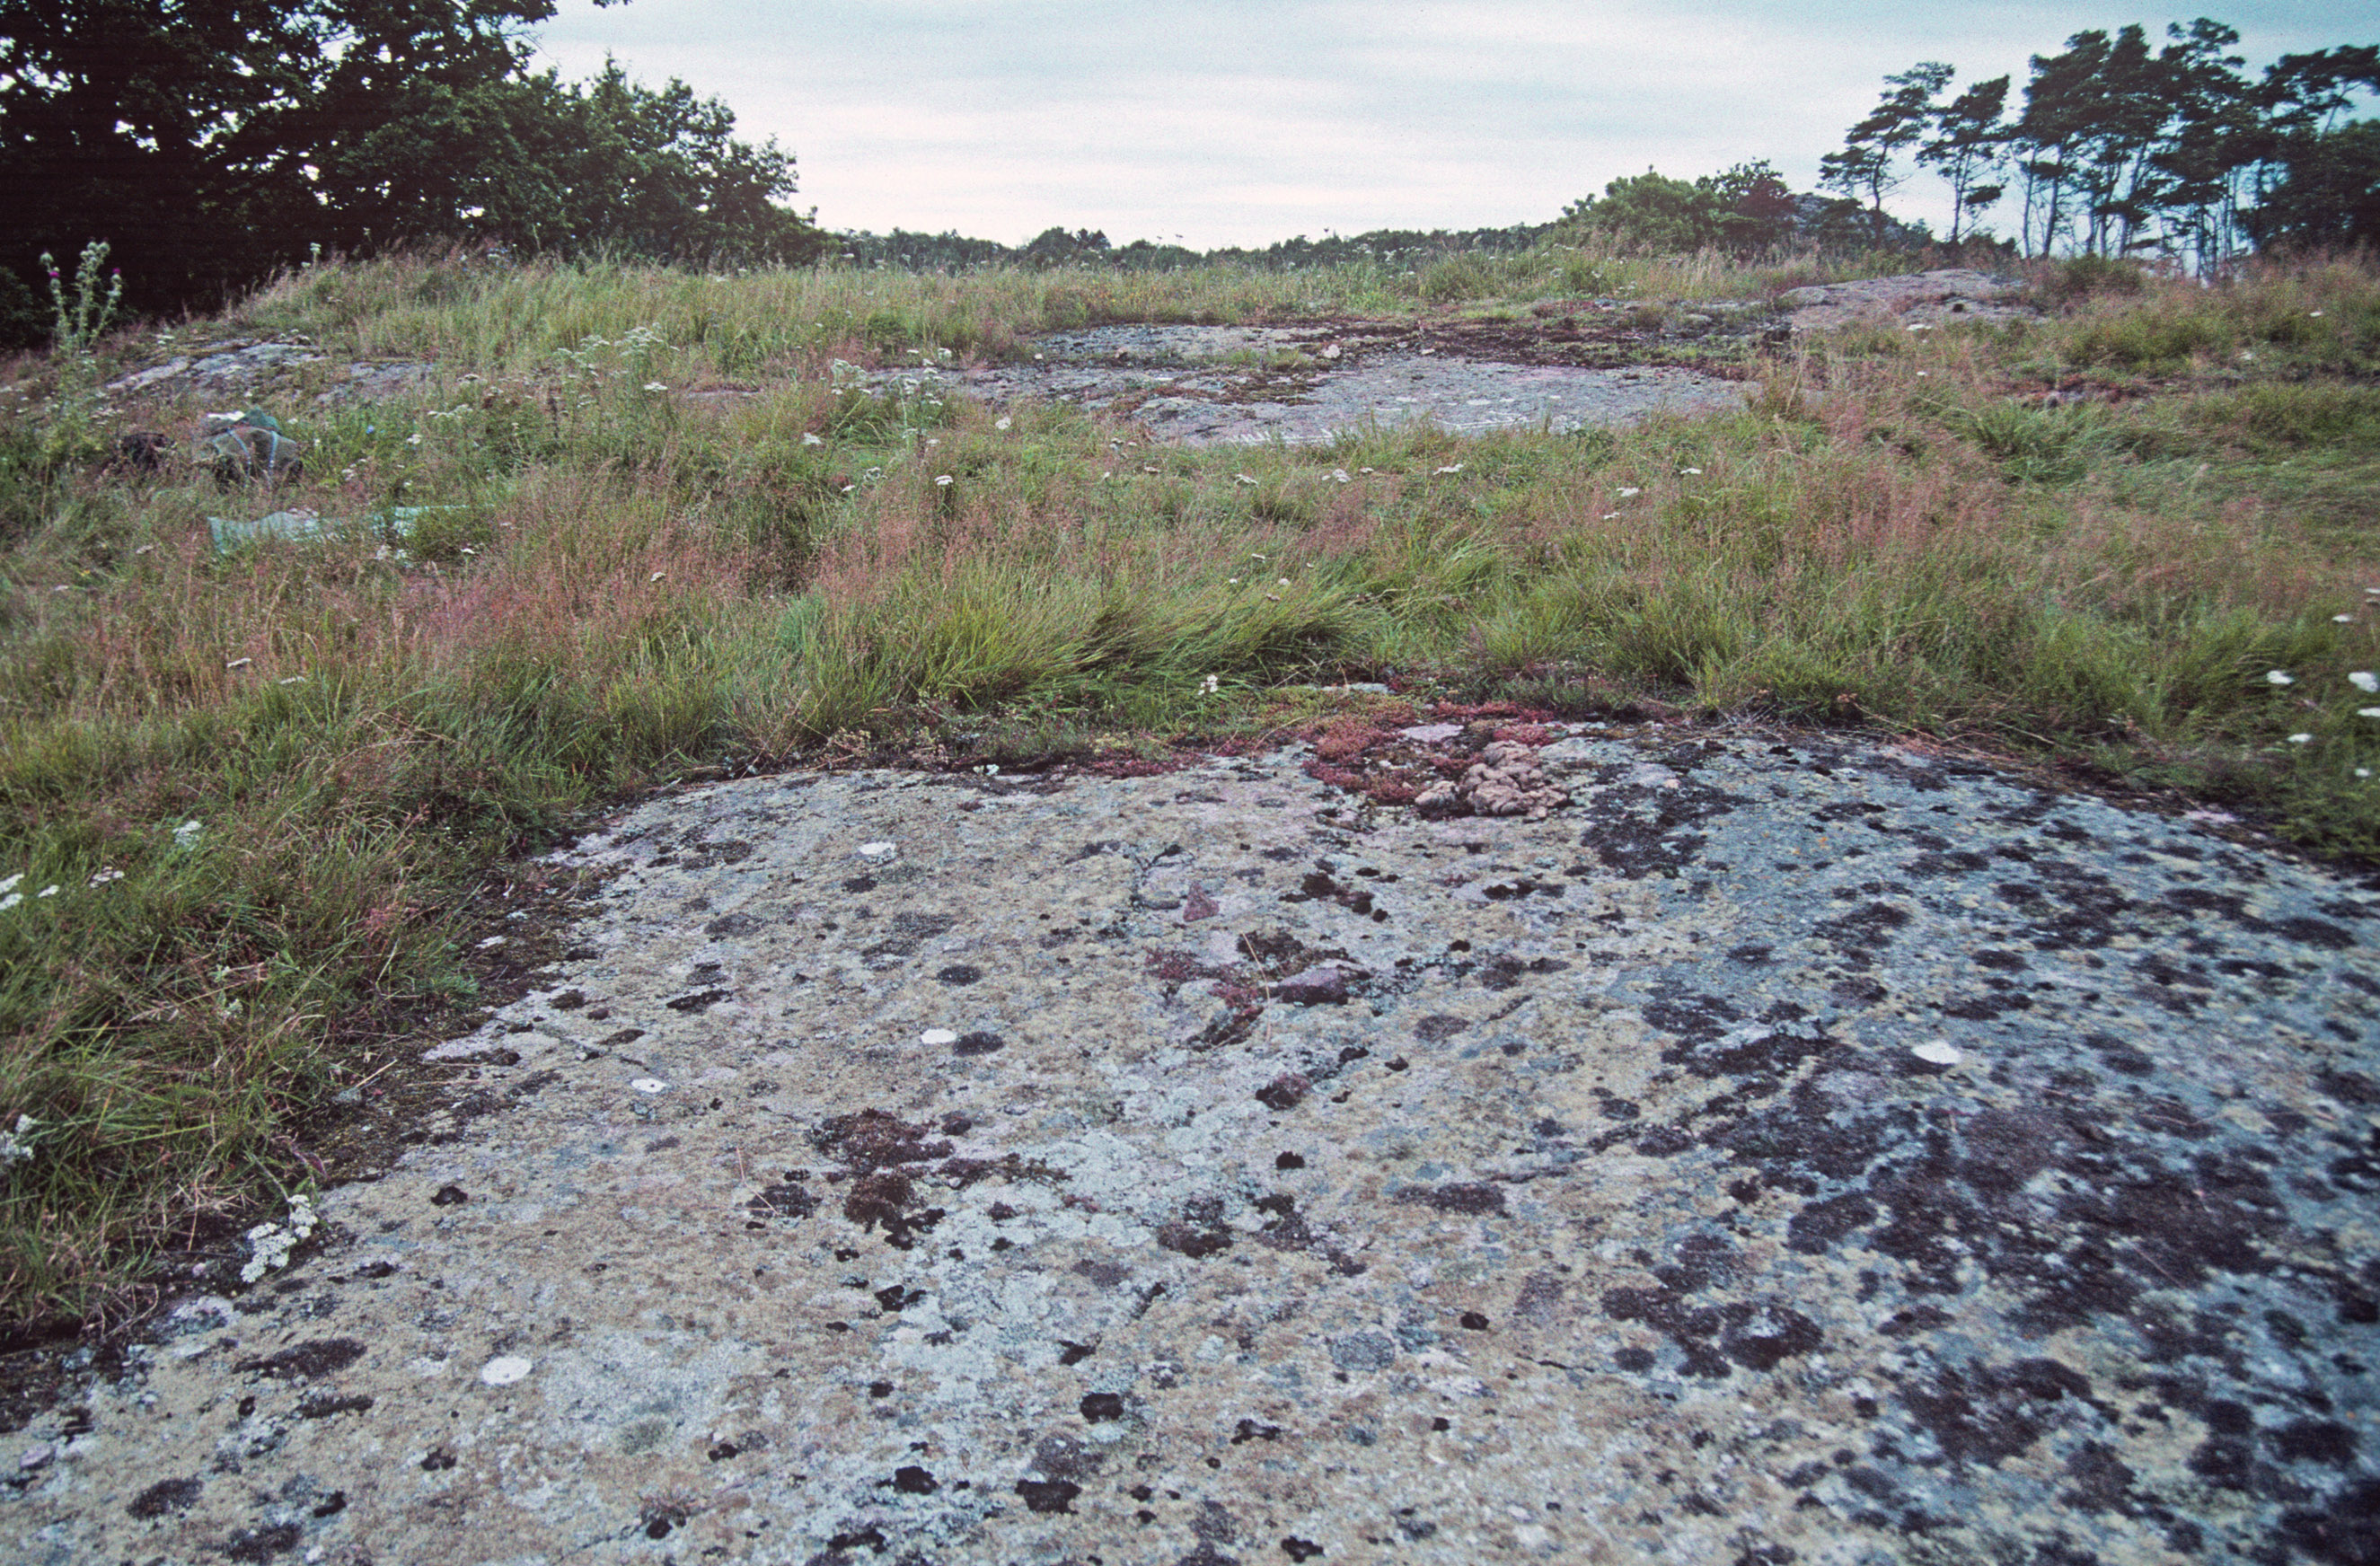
[802,432,824,446]
[1433,463,1465,475]
[278,675,305,685]
[2360,768,2375,778]
[2339,615,2358,623]
[993,415,1014,431]
[225,657,251,671]
[2361,708,2380,718]
[1617,487,1641,497]
[1277,577,1291,587]
[2265,670,2295,685]
[648,571,666,582]
[1917,370,1930,376]
[1678,467,1703,475]
[1359,466,1375,474]
[1235,473,1258,486]
[0,894,19,912]
[2287,733,2314,743]
[1907,322,1933,332]
[0,875,19,895]
[1200,674,1221,695]
[88,867,123,887]
[0,1116,36,1166]
[934,475,953,487]
[172,822,202,852]
[36,885,58,899]
[407,432,423,445]
[2349,672,2377,692]
[2310,310,2324,318]
[1330,469,1351,483]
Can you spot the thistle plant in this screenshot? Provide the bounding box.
[44,241,124,365]
[34,241,128,470]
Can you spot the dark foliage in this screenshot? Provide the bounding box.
[0,0,820,344]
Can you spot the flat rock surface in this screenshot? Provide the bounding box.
[9,727,2378,1565]
[1776,268,2033,335]
[949,322,1750,447]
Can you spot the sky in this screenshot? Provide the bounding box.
[530,1,2370,250]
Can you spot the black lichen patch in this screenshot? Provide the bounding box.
[1159,1196,1236,1259]
[747,1181,819,1221]
[127,1475,203,1518]
[1015,1478,1081,1514]
[234,1338,366,1381]
[1390,1182,1506,1216]
[221,1520,304,1562]
[1900,1357,2101,1465]
[664,986,733,1012]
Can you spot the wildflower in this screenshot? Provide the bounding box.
[0,894,17,912]
[172,821,202,853]
[2350,672,2377,692]
[1908,322,1933,332]
[802,432,824,446]
[1359,466,1376,474]
[1433,463,1465,475]
[2338,615,2358,623]
[1331,470,1351,483]
[1228,577,1239,585]
[1235,473,1258,486]
[1200,674,1221,696]
[2287,733,2314,743]
[2265,670,2295,685]
[0,875,18,894]
[1601,512,1620,519]
[2362,708,2380,719]
[2310,310,2324,318]
[642,382,667,392]
[88,867,123,887]
[37,885,58,899]
[1679,467,1703,475]
[1917,370,1930,377]
[407,432,422,445]
[0,1116,38,1167]
[935,475,953,487]
[1277,577,1291,587]
[648,571,666,582]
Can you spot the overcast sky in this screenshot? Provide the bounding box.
[530,2,2370,249]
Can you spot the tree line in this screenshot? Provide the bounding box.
[0,0,823,347]
[1815,19,2377,265]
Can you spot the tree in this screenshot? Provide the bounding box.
[0,0,819,342]
[1825,62,1952,244]
[1919,75,2011,242]
[2243,119,2380,249]
[1563,163,1798,257]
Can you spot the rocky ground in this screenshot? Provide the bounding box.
[5,718,2374,1565]
[79,270,2036,452]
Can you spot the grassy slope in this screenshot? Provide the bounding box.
[1,242,2376,1327]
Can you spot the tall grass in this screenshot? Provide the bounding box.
[2,245,2377,1328]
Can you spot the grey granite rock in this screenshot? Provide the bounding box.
[6,729,2376,1564]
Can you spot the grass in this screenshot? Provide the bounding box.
[2,242,2378,1330]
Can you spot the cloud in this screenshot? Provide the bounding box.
[533,0,2372,247]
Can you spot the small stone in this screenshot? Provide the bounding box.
[631,1078,668,1094]
[19,1444,52,1471]
[1911,1041,1963,1066]
[921,1029,959,1046]
[479,1356,533,1386]
[858,842,897,861]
